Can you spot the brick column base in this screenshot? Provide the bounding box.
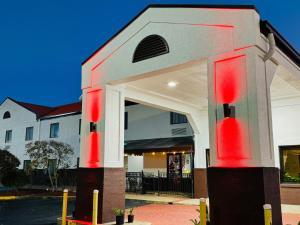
[193,168,208,198]
[207,167,282,225]
[74,167,125,224]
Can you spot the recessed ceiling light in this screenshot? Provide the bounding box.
[167,81,177,88]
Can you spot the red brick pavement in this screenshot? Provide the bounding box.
[133,204,300,225]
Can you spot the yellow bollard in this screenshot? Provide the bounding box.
[62,189,68,225]
[200,198,207,225]
[263,204,272,225]
[92,189,99,225]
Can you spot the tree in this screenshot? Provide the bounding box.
[0,149,20,182]
[25,140,74,190]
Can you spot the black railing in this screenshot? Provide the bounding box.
[126,171,193,197]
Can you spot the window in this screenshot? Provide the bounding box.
[125,112,128,130]
[77,157,80,168]
[170,112,188,124]
[280,146,300,183]
[79,119,81,135]
[206,149,210,167]
[50,123,59,138]
[25,127,34,141]
[48,159,57,175]
[23,160,31,171]
[133,35,169,63]
[5,130,12,143]
[3,111,11,119]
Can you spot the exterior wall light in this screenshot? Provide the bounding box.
[223,103,235,118]
[90,122,97,132]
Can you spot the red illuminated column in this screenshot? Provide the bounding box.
[75,68,125,223]
[206,48,282,225]
[84,88,102,168]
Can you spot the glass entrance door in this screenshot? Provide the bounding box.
[167,153,182,179]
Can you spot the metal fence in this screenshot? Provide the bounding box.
[126,171,193,197]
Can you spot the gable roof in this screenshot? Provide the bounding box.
[16,100,53,117]
[2,97,138,119]
[2,97,82,119]
[82,4,300,68]
[41,102,82,118]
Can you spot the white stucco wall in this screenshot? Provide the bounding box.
[125,104,193,141]
[39,114,81,167]
[272,97,300,168]
[0,99,38,166]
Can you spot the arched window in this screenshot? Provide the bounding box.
[132,35,169,63]
[3,111,11,119]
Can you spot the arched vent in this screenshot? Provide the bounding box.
[133,35,169,63]
[3,111,11,119]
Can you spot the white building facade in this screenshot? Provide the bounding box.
[0,97,81,168]
[1,95,299,187]
[74,4,300,224]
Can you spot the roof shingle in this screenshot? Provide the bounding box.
[8,98,82,119]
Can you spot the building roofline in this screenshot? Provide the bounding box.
[0,97,82,119]
[81,4,257,65]
[260,20,300,68]
[39,111,81,120]
[81,4,300,69]
[0,97,53,116]
[147,4,258,11]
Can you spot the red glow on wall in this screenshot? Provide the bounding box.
[87,132,101,168]
[215,55,245,104]
[86,89,102,122]
[234,45,254,52]
[192,23,234,28]
[214,55,251,167]
[84,88,102,168]
[216,118,250,164]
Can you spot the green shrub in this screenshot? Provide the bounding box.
[112,208,125,216]
[283,172,300,183]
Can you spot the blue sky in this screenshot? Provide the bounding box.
[0,0,299,106]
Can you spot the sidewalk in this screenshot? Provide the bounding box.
[125,193,187,204]
[126,194,300,225]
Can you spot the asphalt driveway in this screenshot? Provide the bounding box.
[0,198,148,225]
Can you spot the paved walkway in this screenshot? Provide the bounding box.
[126,193,186,204]
[126,194,300,225]
[133,204,300,225]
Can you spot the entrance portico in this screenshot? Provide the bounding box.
[74,4,300,225]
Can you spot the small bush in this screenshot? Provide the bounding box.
[283,172,300,183]
[112,208,125,216]
[2,170,29,187]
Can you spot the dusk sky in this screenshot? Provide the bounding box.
[0,0,299,106]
